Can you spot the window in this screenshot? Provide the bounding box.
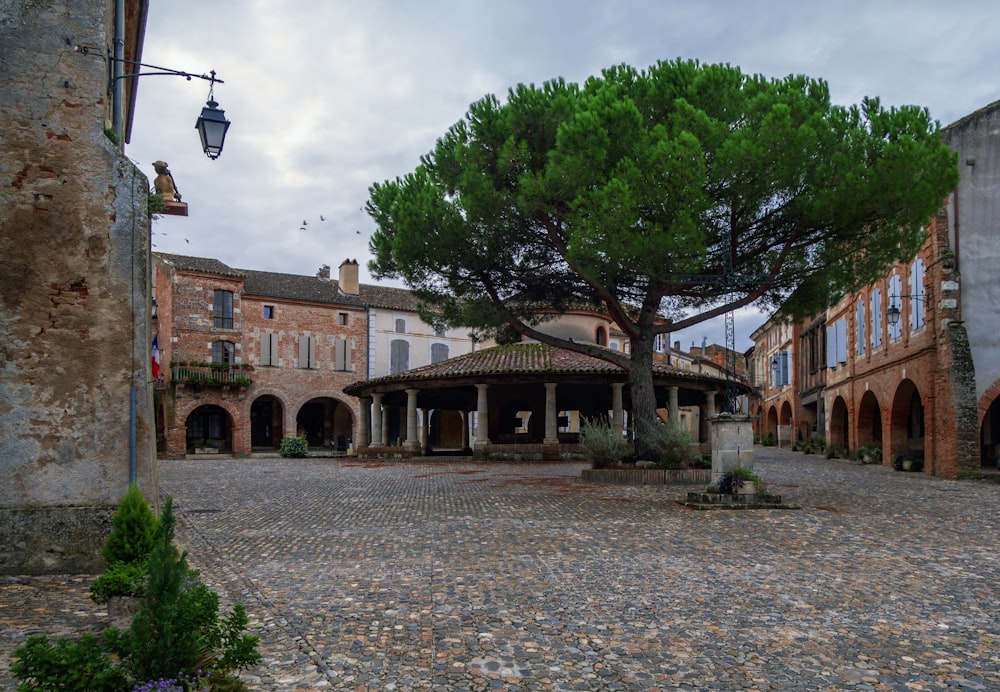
[771,350,790,387]
[596,326,607,346]
[514,410,532,434]
[263,305,274,319]
[871,287,882,350]
[910,259,926,330]
[212,340,235,364]
[259,332,278,366]
[338,312,348,326]
[297,334,317,369]
[431,343,449,364]
[653,334,667,353]
[888,274,902,341]
[395,318,406,333]
[334,336,352,371]
[213,290,233,328]
[856,300,866,356]
[390,338,409,374]
[558,410,581,434]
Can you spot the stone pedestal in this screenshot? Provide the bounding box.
[710,414,755,486]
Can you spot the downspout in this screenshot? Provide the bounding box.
[112,0,125,143]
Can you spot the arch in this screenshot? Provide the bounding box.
[890,379,924,465]
[829,396,849,450]
[980,392,1000,470]
[185,404,234,453]
[765,405,778,445]
[296,396,355,450]
[250,394,285,449]
[857,390,882,450]
[778,401,793,447]
[595,325,607,346]
[429,409,466,449]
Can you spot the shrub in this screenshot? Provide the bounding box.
[645,419,694,468]
[762,432,775,446]
[102,483,158,565]
[579,416,629,469]
[717,466,760,497]
[90,483,158,604]
[11,633,128,692]
[279,435,308,458]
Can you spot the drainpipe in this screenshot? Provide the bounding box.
[112,0,125,143]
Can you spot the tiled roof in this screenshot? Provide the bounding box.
[345,342,722,394]
[156,253,245,278]
[155,253,419,310]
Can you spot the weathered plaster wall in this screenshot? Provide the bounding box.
[0,0,157,573]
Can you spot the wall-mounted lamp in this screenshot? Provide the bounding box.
[151,298,158,320]
[106,51,231,160]
[886,293,925,327]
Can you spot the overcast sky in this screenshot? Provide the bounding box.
[128,0,999,350]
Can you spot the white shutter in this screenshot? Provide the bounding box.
[260,332,270,366]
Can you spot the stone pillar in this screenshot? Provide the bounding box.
[611,383,624,437]
[371,393,383,448]
[700,391,715,444]
[544,383,559,444]
[668,386,679,424]
[475,384,490,450]
[421,408,430,455]
[357,397,370,449]
[404,389,419,451]
[710,414,755,486]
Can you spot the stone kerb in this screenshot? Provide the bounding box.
[711,414,755,485]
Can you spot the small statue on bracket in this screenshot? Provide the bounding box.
[152,161,181,202]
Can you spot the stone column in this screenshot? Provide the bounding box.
[710,414,755,485]
[404,389,419,451]
[475,384,491,448]
[668,386,679,424]
[371,393,383,448]
[421,408,430,455]
[611,383,624,437]
[357,397,371,449]
[544,382,559,445]
[700,391,715,444]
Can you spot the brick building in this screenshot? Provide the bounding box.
[153,254,484,456]
[749,99,1000,478]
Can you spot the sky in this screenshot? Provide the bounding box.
[128,0,1000,351]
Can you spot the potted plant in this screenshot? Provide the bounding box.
[90,483,159,627]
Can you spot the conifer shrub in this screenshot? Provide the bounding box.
[90,483,158,604]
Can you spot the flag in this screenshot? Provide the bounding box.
[151,334,160,380]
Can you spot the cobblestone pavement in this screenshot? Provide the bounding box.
[2,447,998,691]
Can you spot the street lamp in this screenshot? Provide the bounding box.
[194,71,231,160]
[886,292,926,327]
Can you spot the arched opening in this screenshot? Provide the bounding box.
[595,326,607,346]
[765,406,778,445]
[857,390,882,451]
[186,404,233,453]
[778,401,793,447]
[890,380,924,465]
[429,409,466,450]
[250,395,284,449]
[829,396,849,451]
[980,394,1000,470]
[296,397,354,450]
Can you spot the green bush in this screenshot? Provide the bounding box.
[11,633,128,692]
[102,483,158,565]
[90,483,158,604]
[89,560,147,605]
[646,419,694,468]
[107,497,261,684]
[279,435,308,458]
[762,432,775,446]
[17,498,260,692]
[579,416,629,469]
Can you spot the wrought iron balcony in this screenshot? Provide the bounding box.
[170,362,253,388]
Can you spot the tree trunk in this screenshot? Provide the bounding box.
[628,340,660,461]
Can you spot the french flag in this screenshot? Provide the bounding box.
[151,335,160,380]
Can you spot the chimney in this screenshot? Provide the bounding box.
[339,258,359,295]
[316,265,330,280]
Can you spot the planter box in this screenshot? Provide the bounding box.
[581,467,711,486]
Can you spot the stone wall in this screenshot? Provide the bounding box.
[0,0,157,573]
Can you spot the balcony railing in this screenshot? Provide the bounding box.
[170,362,253,388]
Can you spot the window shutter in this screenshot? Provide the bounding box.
[344,337,352,371]
[826,325,836,368]
[260,332,271,366]
[334,337,346,371]
[836,319,848,363]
